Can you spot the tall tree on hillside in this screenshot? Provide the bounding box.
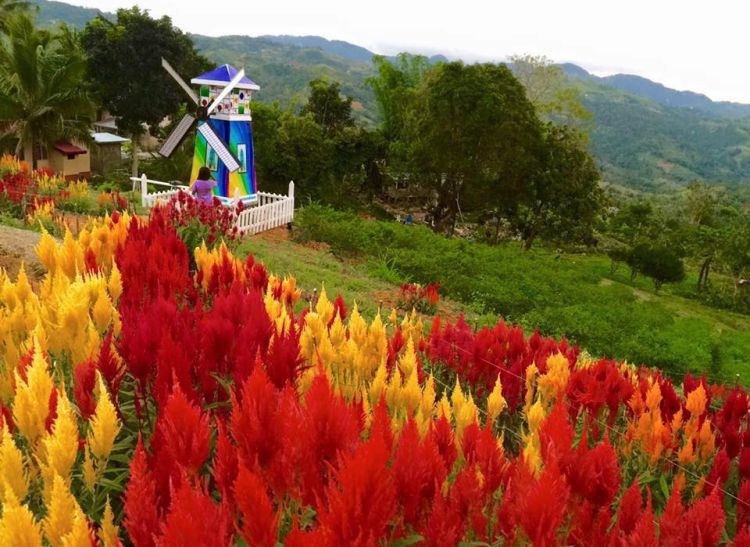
[81,8,209,176]
[367,53,429,146]
[509,54,592,138]
[301,78,354,136]
[407,61,543,235]
[0,13,95,168]
[512,124,602,249]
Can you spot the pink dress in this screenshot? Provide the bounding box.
[191,178,217,205]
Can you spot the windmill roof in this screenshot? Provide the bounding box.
[191,64,260,90]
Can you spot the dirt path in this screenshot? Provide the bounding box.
[0,224,46,284]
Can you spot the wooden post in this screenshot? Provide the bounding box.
[140,174,148,208]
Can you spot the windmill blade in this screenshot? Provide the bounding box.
[207,68,245,115]
[159,113,196,157]
[161,58,199,105]
[198,122,241,172]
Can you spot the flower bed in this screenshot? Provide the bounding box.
[0,205,748,545]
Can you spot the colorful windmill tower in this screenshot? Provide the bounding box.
[158,59,260,202]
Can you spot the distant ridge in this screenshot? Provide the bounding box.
[560,64,750,119]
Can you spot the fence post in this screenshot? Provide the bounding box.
[288,180,295,224]
[140,174,148,208]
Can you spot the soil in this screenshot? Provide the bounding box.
[0,224,46,286]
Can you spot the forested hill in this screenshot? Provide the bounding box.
[33,0,750,191]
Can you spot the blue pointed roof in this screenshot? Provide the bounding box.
[191,64,260,90]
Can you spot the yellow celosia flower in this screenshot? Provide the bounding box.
[36,230,58,273]
[369,363,387,404]
[87,374,120,460]
[82,447,96,493]
[401,369,421,414]
[42,392,79,481]
[451,377,466,418]
[315,286,334,325]
[686,385,707,418]
[526,399,545,434]
[397,338,418,377]
[456,397,478,439]
[60,509,91,547]
[538,353,570,406]
[487,376,507,423]
[91,288,113,332]
[44,474,77,546]
[0,427,28,503]
[13,340,54,448]
[436,393,452,422]
[0,485,43,547]
[420,375,436,417]
[108,264,122,304]
[99,499,119,547]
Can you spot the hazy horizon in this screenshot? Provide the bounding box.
[71,0,750,104]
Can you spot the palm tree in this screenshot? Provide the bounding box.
[0,13,95,168]
[0,0,31,31]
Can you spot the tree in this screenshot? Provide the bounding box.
[0,0,30,31]
[0,13,95,168]
[406,61,543,235]
[81,8,209,175]
[367,53,429,145]
[301,78,353,136]
[627,243,685,291]
[509,54,592,137]
[512,124,602,249]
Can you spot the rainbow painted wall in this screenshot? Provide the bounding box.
[190,118,256,198]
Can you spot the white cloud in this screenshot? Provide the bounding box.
[76,0,750,103]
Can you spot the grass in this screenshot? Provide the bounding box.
[293,205,750,385]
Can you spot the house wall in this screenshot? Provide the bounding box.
[91,143,123,175]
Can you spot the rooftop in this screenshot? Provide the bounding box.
[191,64,260,91]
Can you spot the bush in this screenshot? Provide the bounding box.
[627,244,685,291]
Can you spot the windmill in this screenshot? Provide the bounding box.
[159,58,259,201]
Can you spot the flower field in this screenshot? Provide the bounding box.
[0,203,750,545]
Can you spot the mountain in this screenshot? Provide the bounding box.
[561,64,750,120]
[30,0,112,28]
[28,0,750,191]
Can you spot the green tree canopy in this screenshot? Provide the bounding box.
[509,54,592,137]
[406,61,543,234]
[367,53,429,145]
[0,13,95,167]
[301,78,354,136]
[81,7,209,174]
[513,124,602,249]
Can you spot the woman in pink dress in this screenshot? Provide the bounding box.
[191,166,218,205]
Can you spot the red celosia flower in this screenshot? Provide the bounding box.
[563,434,621,507]
[73,359,97,420]
[157,385,211,476]
[123,437,160,547]
[514,463,570,547]
[234,463,278,547]
[308,436,396,546]
[298,374,361,503]
[660,485,725,546]
[213,420,238,505]
[392,420,447,528]
[158,480,233,546]
[615,479,643,536]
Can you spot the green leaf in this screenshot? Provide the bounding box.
[391,535,424,547]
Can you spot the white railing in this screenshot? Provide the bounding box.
[235,185,295,235]
[131,174,295,235]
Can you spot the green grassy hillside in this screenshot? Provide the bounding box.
[291,205,750,384]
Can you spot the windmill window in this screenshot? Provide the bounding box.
[207,146,218,171]
[237,144,247,173]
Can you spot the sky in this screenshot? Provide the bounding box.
[74,0,750,103]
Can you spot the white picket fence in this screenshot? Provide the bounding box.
[131,175,295,235]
